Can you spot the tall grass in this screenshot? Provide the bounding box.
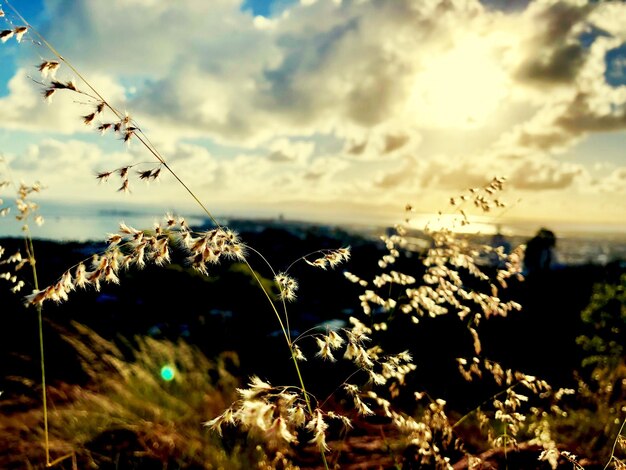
[0,322,262,469]
[0,159,71,467]
[1,2,625,469]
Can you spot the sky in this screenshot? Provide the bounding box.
[1,0,625,235]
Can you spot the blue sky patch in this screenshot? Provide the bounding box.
[241,0,297,17]
[0,50,15,96]
[605,43,626,87]
[1,0,47,96]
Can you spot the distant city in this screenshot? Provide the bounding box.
[207,217,626,267]
[0,201,625,266]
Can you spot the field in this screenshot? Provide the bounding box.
[1,221,625,468]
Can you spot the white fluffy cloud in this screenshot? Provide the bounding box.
[0,0,625,227]
[0,68,126,134]
[267,137,315,163]
[602,166,626,193]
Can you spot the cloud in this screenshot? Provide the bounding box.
[303,155,348,181]
[43,1,262,76]
[383,134,410,154]
[0,67,127,134]
[266,137,315,163]
[8,0,618,149]
[1,0,625,226]
[163,143,220,192]
[374,156,421,189]
[494,25,626,155]
[418,157,502,191]
[555,90,626,135]
[6,0,482,144]
[3,139,135,203]
[396,148,590,194]
[9,138,100,172]
[4,0,620,140]
[343,131,414,158]
[601,166,626,193]
[3,138,222,205]
[507,155,586,190]
[588,2,626,41]
[513,0,593,85]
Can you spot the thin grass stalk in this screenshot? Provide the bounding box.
[452,381,521,430]
[603,417,626,470]
[26,218,75,467]
[24,227,50,466]
[0,158,51,461]
[241,258,329,468]
[36,309,49,465]
[5,3,329,466]
[244,245,293,342]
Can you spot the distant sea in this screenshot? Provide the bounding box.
[1,201,625,266]
[0,201,205,243]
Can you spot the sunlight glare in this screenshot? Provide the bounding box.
[408,35,508,129]
[409,213,500,235]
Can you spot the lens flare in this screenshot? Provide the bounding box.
[160,365,176,381]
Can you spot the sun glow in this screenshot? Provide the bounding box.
[408,35,509,129]
[409,213,501,235]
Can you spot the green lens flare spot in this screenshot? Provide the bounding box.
[160,365,176,382]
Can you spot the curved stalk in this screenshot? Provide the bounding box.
[603,417,626,470]
[5,3,329,467]
[25,235,50,465]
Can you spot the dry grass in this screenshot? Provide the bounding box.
[0,322,254,469]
